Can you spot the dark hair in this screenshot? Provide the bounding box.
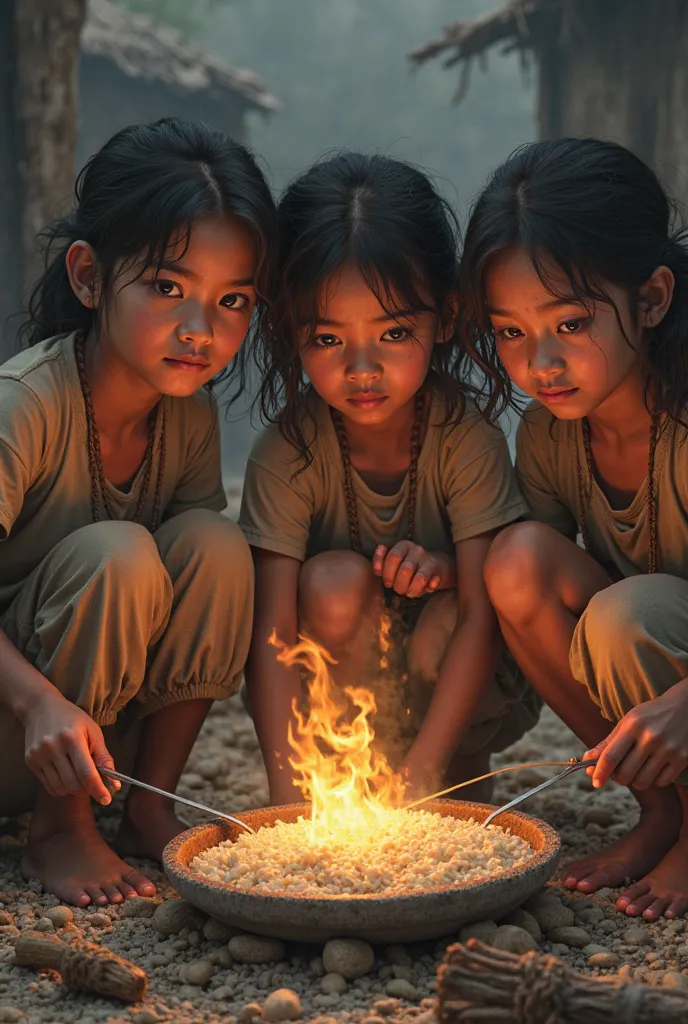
[21,117,276,395]
[258,151,463,461]
[458,137,688,423]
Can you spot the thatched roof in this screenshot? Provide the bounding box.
[82,0,280,114]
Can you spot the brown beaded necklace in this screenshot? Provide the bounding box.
[575,415,659,574]
[331,390,425,554]
[75,332,166,534]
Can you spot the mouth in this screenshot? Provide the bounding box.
[536,386,579,403]
[164,356,211,373]
[346,393,388,410]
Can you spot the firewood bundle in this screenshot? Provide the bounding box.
[14,930,147,1002]
[437,939,688,1023]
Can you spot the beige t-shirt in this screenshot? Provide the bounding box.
[516,401,688,580]
[239,392,527,561]
[0,333,226,613]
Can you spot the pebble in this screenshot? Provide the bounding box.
[384,979,420,1001]
[87,912,110,928]
[323,938,375,980]
[587,951,621,969]
[152,899,206,937]
[261,988,302,1022]
[576,907,605,926]
[229,934,286,965]
[622,926,652,946]
[33,917,54,932]
[550,943,570,957]
[313,993,340,1009]
[392,965,418,984]
[183,959,214,987]
[321,973,348,995]
[492,925,538,954]
[500,909,541,941]
[0,1011,24,1023]
[384,944,414,967]
[530,904,575,933]
[210,947,233,968]
[371,998,400,1016]
[663,971,688,990]
[43,905,73,928]
[203,918,236,943]
[121,898,159,920]
[581,807,615,827]
[547,926,591,949]
[238,1002,263,1023]
[0,911,14,926]
[213,985,237,1001]
[458,920,497,944]
[597,920,619,935]
[131,1013,163,1024]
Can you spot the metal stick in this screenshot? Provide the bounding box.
[100,768,256,835]
[403,758,583,811]
[482,758,599,827]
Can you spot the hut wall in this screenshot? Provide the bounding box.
[536,0,688,199]
[77,56,249,170]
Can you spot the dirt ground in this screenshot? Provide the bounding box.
[2,693,688,1024]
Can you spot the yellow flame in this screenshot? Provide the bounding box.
[270,631,406,844]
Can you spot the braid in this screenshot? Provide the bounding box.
[75,331,166,533]
[332,390,425,554]
[576,415,659,574]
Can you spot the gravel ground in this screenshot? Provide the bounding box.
[1,697,687,1023]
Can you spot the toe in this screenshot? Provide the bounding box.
[641,896,671,921]
[85,885,108,906]
[117,881,138,901]
[625,891,656,916]
[101,883,123,904]
[665,897,688,919]
[123,868,156,897]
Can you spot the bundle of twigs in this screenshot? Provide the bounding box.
[437,939,688,1023]
[14,930,147,1002]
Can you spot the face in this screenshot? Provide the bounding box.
[299,263,446,427]
[68,215,258,398]
[484,246,671,420]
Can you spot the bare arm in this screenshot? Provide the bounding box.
[403,531,501,787]
[245,548,305,805]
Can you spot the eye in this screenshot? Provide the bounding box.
[152,279,182,298]
[559,316,590,335]
[381,326,411,343]
[221,293,250,310]
[313,333,341,349]
[494,326,523,342]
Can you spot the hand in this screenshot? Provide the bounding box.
[24,691,119,805]
[585,678,688,791]
[373,542,453,598]
[401,747,443,802]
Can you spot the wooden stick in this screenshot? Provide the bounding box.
[14,931,147,1003]
[437,940,688,1024]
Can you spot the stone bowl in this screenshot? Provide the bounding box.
[163,799,560,944]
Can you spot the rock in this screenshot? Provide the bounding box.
[121,898,159,919]
[131,1013,163,1024]
[675,944,688,957]
[550,943,570,957]
[622,926,652,946]
[576,907,605,926]
[0,1011,24,1023]
[313,994,340,1009]
[581,808,615,827]
[182,772,205,789]
[321,973,348,995]
[458,920,498,945]
[152,899,206,937]
[663,972,688,990]
[500,909,541,941]
[238,1003,263,1024]
[392,965,418,984]
[385,979,420,1001]
[210,947,233,968]
[183,959,214,987]
[33,917,54,932]
[523,890,561,912]
[195,757,226,780]
[0,926,20,939]
[262,989,302,1022]
[384,944,414,967]
[492,925,538,954]
[588,951,621,969]
[43,905,73,928]
[213,985,237,1001]
[0,911,14,926]
[530,904,575,933]
[598,920,619,935]
[547,927,591,949]
[203,918,236,944]
[582,944,610,956]
[323,938,375,980]
[229,934,286,965]
[371,998,401,1016]
[310,956,325,977]
[87,912,110,928]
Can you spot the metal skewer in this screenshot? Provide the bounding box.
[99,767,256,835]
[482,758,599,827]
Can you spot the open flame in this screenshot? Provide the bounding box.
[269,631,406,844]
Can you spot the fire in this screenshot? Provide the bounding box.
[269,631,406,844]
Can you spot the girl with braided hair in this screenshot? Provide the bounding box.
[240,152,540,807]
[0,117,276,906]
[460,137,688,921]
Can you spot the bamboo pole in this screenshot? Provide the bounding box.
[14,931,147,1003]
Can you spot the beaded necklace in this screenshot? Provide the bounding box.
[75,331,166,534]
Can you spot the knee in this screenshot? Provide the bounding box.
[158,510,253,595]
[299,551,378,649]
[407,591,457,685]
[484,522,552,623]
[577,575,664,652]
[73,521,164,590]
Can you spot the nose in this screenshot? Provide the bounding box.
[177,301,213,346]
[345,342,382,383]
[528,334,566,379]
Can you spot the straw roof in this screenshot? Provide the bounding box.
[82,0,280,114]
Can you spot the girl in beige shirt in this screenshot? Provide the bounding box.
[460,137,688,922]
[240,152,539,808]
[0,118,275,907]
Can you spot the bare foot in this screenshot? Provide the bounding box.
[22,818,156,907]
[614,836,688,920]
[563,792,681,896]
[116,799,187,862]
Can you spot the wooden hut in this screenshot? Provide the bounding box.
[411,0,688,199]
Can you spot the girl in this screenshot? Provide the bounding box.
[0,117,275,907]
[460,137,688,921]
[239,152,539,807]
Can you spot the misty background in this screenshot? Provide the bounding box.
[152,0,537,478]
